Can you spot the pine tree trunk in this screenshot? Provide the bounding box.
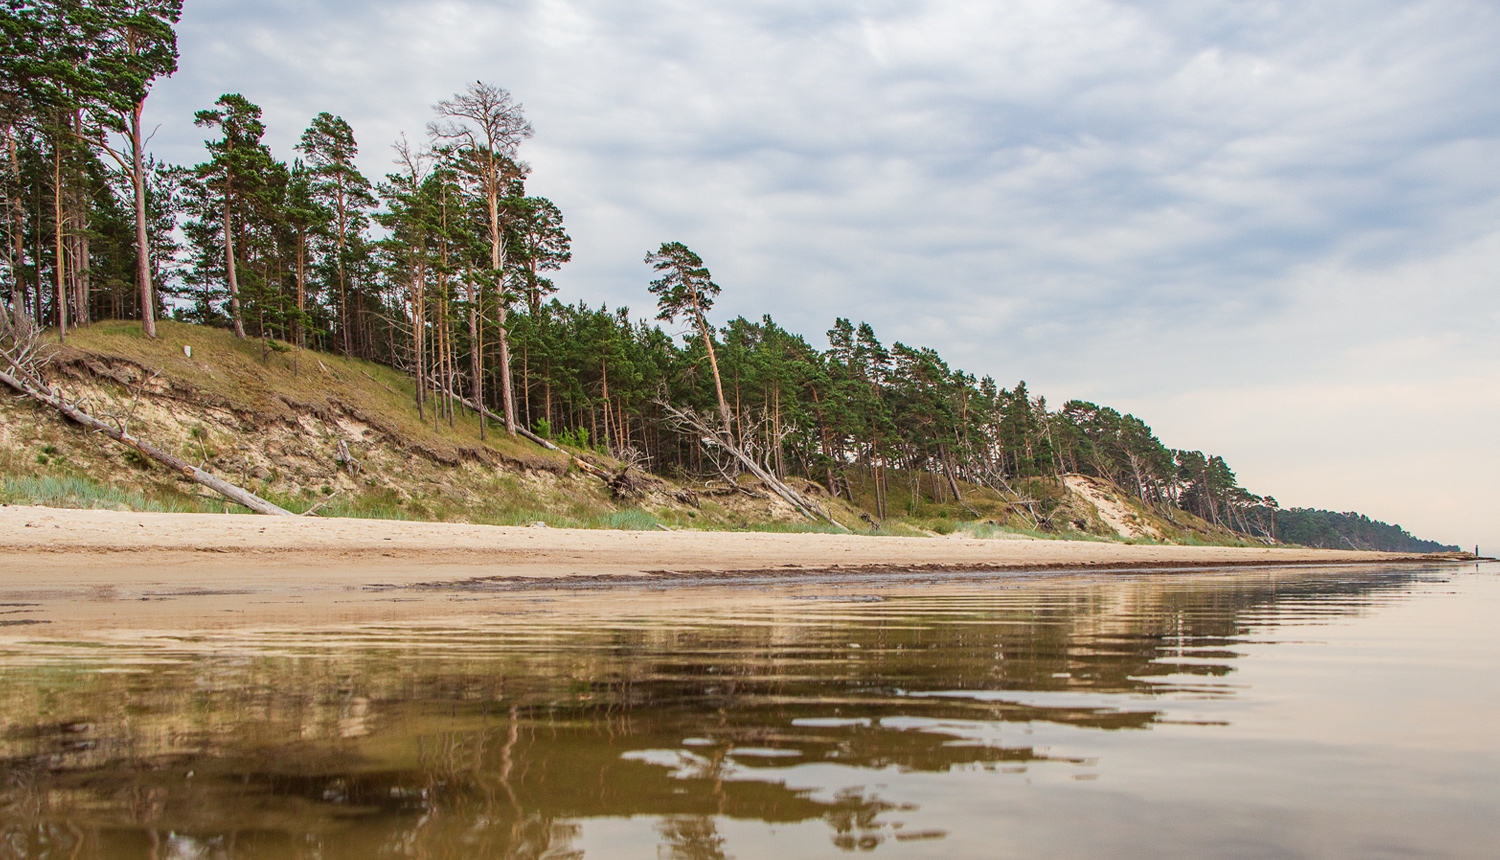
[336,175,350,356]
[412,264,425,420]
[31,215,44,326]
[487,185,518,434]
[600,360,612,452]
[126,101,162,340]
[5,127,24,329]
[694,305,731,437]
[944,450,964,502]
[468,278,485,440]
[52,143,66,342]
[76,231,89,326]
[224,190,245,338]
[295,228,306,349]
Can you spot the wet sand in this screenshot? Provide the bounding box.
[0,505,1447,632]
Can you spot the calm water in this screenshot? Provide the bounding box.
[2,563,1497,859]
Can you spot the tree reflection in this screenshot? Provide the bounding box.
[0,567,1433,858]
[656,816,729,860]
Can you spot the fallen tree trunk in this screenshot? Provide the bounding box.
[439,384,844,528]
[0,365,295,517]
[655,398,849,531]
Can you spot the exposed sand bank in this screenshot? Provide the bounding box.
[0,505,1457,633]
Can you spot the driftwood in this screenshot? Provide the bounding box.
[0,364,295,516]
[655,398,849,530]
[601,448,659,500]
[301,489,344,517]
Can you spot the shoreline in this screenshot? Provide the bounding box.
[0,505,1471,633]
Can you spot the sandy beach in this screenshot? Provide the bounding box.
[0,505,1455,632]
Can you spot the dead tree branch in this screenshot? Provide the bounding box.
[655,397,849,530]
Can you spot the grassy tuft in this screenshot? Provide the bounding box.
[1,475,206,513]
[590,509,662,530]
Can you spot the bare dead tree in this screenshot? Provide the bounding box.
[968,460,1042,530]
[0,311,44,379]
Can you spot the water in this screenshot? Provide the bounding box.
[2,563,1497,858]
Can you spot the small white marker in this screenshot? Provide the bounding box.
[183,345,192,358]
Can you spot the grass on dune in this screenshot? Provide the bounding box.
[1,474,221,513]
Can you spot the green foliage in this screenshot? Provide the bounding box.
[1255,508,1457,552]
[555,425,591,450]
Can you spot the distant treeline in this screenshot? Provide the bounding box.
[0,2,1456,550]
[1254,508,1457,553]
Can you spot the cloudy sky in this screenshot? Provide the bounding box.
[145,0,1499,549]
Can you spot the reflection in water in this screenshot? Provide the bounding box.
[0,566,1489,858]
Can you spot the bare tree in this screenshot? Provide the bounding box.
[655,397,846,529]
[428,81,533,435]
[0,309,43,379]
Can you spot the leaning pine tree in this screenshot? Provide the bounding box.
[645,241,732,437]
[644,242,842,528]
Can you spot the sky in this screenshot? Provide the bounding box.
[143,0,1499,550]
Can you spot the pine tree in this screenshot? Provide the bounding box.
[296,112,373,356]
[193,94,274,339]
[86,0,182,339]
[428,81,533,435]
[645,241,732,436]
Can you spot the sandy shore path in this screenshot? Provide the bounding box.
[0,505,1446,632]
